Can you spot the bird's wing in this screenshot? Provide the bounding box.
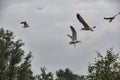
[104,17,111,20]
[20,21,26,24]
[24,23,29,28]
[104,17,114,22]
[67,34,72,40]
[20,22,24,24]
[114,12,120,17]
[23,22,29,27]
[109,19,113,22]
[24,22,27,25]
[104,17,113,20]
[70,26,77,40]
[76,13,90,28]
[24,21,27,25]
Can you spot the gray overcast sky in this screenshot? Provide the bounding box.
[0,0,120,75]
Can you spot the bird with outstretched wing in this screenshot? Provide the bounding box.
[76,13,96,32]
[104,12,120,22]
[20,21,29,28]
[67,25,81,47]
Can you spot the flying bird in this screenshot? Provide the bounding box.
[20,21,29,28]
[67,25,81,47]
[37,8,42,9]
[76,13,96,32]
[104,12,120,22]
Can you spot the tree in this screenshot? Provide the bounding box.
[17,52,35,80]
[56,68,84,80]
[0,28,34,80]
[87,48,120,80]
[35,67,53,80]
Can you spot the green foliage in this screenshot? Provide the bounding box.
[0,28,34,80]
[1,28,120,80]
[56,68,85,80]
[87,48,120,80]
[35,67,53,80]
[17,52,35,80]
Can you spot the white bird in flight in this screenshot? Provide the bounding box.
[67,25,81,47]
[76,13,96,32]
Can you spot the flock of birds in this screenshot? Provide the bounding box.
[20,11,120,47]
[67,12,120,47]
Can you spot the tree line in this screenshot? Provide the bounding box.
[0,28,120,80]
